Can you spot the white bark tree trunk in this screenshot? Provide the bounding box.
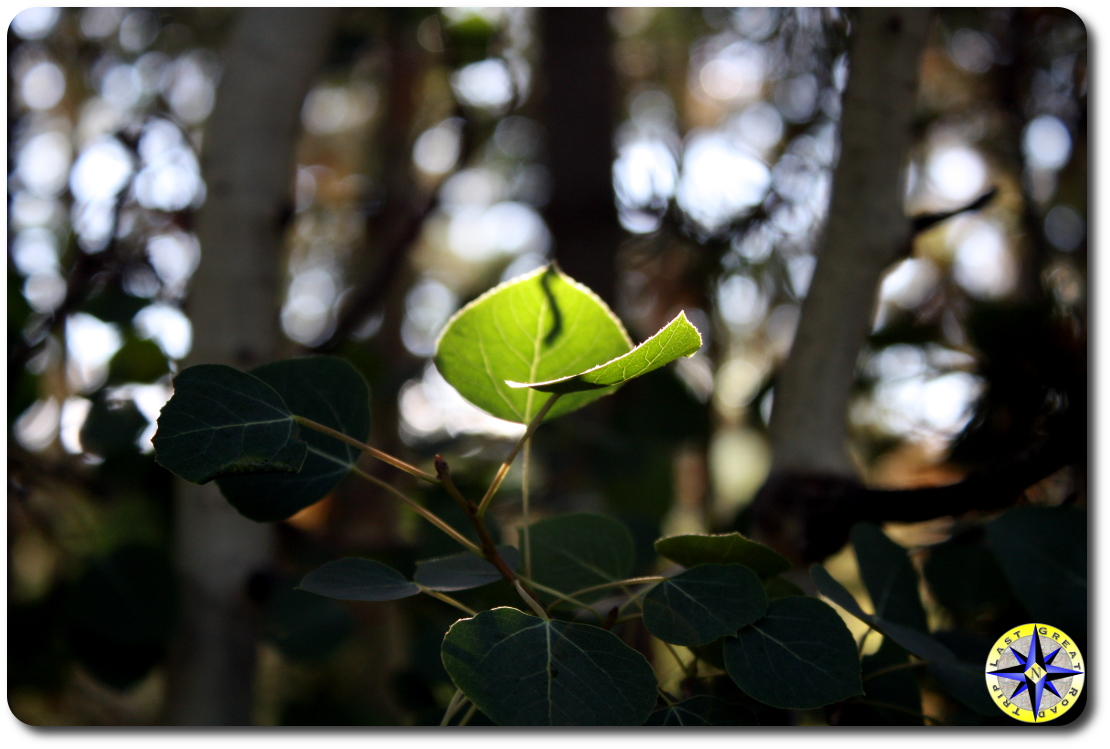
[164,8,339,725]
[768,8,933,477]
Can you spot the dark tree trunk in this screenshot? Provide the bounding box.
[539,7,620,306]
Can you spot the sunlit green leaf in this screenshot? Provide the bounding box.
[524,513,634,602]
[851,523,927,631]
[298,558,421,601]
[153,364,305,484]
[644,696,757,726]
[434,265,633,424]
[724,596,862,710]
[655,532,790,579]
[441,607,657,725]
[642,564,766,647]
[216,357,371,522]
[413,545,520,592]
[507,312,701,394]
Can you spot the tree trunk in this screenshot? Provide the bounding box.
[164,8,339,725]
[539,7,620,307]
[750,9,933,561]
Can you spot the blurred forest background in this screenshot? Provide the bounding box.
[7,7,1086,726]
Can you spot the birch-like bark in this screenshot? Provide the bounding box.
[164,8,339,725]
[768,8,933,476]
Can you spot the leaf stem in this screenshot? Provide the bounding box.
[434,456,519,587]
[514,581,550,619]
[513,575,602,620]
[352,467,482,556]
[418,586,478,617]
[294,415,438,484]
[522,437,533,579]
[440,689,468,726]
[565,576,665,600]
[476,393,560,517]
[457,703,478,726]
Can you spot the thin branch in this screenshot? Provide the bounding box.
[514,581,549,619]
[296,415,438,484]
[352,467,481,555]
[457,702,478,726]
[522,438,533,579]
[909,187,998,237]
[660,639,694,681]
[434,455,518,587]
[440,690,468,727]
[564,576,665,601]
[476,393,560,516]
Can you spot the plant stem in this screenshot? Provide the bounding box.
[513,575,602,620]
[514,581,550,619]
[476,393,560,517]
[522,437,533,579]
[565,576,665,600]
[657,687,676,706]
[440,689,468,726]
[617,583,654,617]
[433,456,519,588]
[849,698,946,726]
[352,467,482,555]
[862,659,928,682]
[418,586,478,617]
[295,415,438,484]
[457,703,478,726]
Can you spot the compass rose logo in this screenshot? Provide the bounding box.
[984,623,1084,723]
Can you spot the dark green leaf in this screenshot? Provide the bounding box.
[724,596,863,710]
[298,558,421,601]
[986,506,1086,639]
[643,564,766,646]
[851,523,927,631]
[809,563,995,716]
[216,357,371,522]
[923,531,1016,629]
[413,546,520,592]
[763,576,805,601]
[508,312,701,394]
[265,584,353,662]
[645,696,757,726]
[434,265,633,424]
[840,638,923,725]
[655,532,790,579]
[153,364,305,484]
[524,513,634,602]
[441,607,657,725]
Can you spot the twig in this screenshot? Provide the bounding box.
[564,576,665,601]
[352,467,481,555]
[514,580,550,619]
[476,393,560,516]
[440,689,468,726]
[434,456,518,587]
[296,416,438,484]
[862,659,929,682]
[457,702,479,726]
